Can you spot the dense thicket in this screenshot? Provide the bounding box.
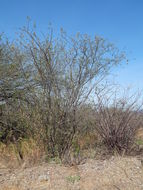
[1,24,140,159]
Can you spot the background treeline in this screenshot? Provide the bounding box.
[0,23,142,163]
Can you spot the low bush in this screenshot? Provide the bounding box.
[94,91,142,154]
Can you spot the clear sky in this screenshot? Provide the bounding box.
[0,0,143,91]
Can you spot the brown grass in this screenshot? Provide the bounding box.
[0,139,45,169]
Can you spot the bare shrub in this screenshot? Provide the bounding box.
[0,22,125,160]
[17,22,124,159]
[94,88,142,154]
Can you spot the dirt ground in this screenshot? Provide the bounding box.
[0,156,143,190]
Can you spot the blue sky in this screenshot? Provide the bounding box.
[0,0,143,91]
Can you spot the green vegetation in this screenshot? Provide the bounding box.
[136,139,143,145]
[66,175,81,184]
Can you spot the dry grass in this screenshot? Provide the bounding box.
[136,128,143,140]
[0,139,45,169]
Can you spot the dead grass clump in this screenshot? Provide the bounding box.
[0,139,45,168]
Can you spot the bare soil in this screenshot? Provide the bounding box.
[0,156,143,190]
